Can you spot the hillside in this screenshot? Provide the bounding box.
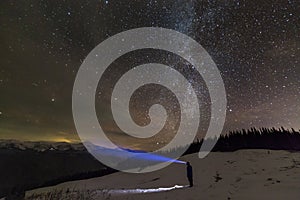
[26,150,300,200]
[0,143,111,199]
[2,127,300,199]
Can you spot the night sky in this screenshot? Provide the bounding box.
[0,1,299,148]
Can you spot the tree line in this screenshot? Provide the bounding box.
[184,127,300,155]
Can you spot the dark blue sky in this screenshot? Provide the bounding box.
[0,0,299,147]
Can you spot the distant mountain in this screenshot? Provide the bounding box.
[0,140,86,152]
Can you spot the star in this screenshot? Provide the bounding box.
[0,0,299,146]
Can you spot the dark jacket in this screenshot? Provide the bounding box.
[187,165,193,178]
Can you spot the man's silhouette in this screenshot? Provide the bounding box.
[186,162,193,187]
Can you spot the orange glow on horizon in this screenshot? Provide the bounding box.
[50,137,81,143]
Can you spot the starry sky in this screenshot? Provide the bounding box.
[0,0,299,148]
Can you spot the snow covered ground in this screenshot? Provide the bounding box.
[26,150,300,199]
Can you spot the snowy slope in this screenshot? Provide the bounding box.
[26,149,300,200]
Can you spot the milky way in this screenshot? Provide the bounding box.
[0,1,299,148]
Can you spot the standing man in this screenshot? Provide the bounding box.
[186,162,193,187]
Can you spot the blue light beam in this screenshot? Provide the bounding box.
[120,147,186,164]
